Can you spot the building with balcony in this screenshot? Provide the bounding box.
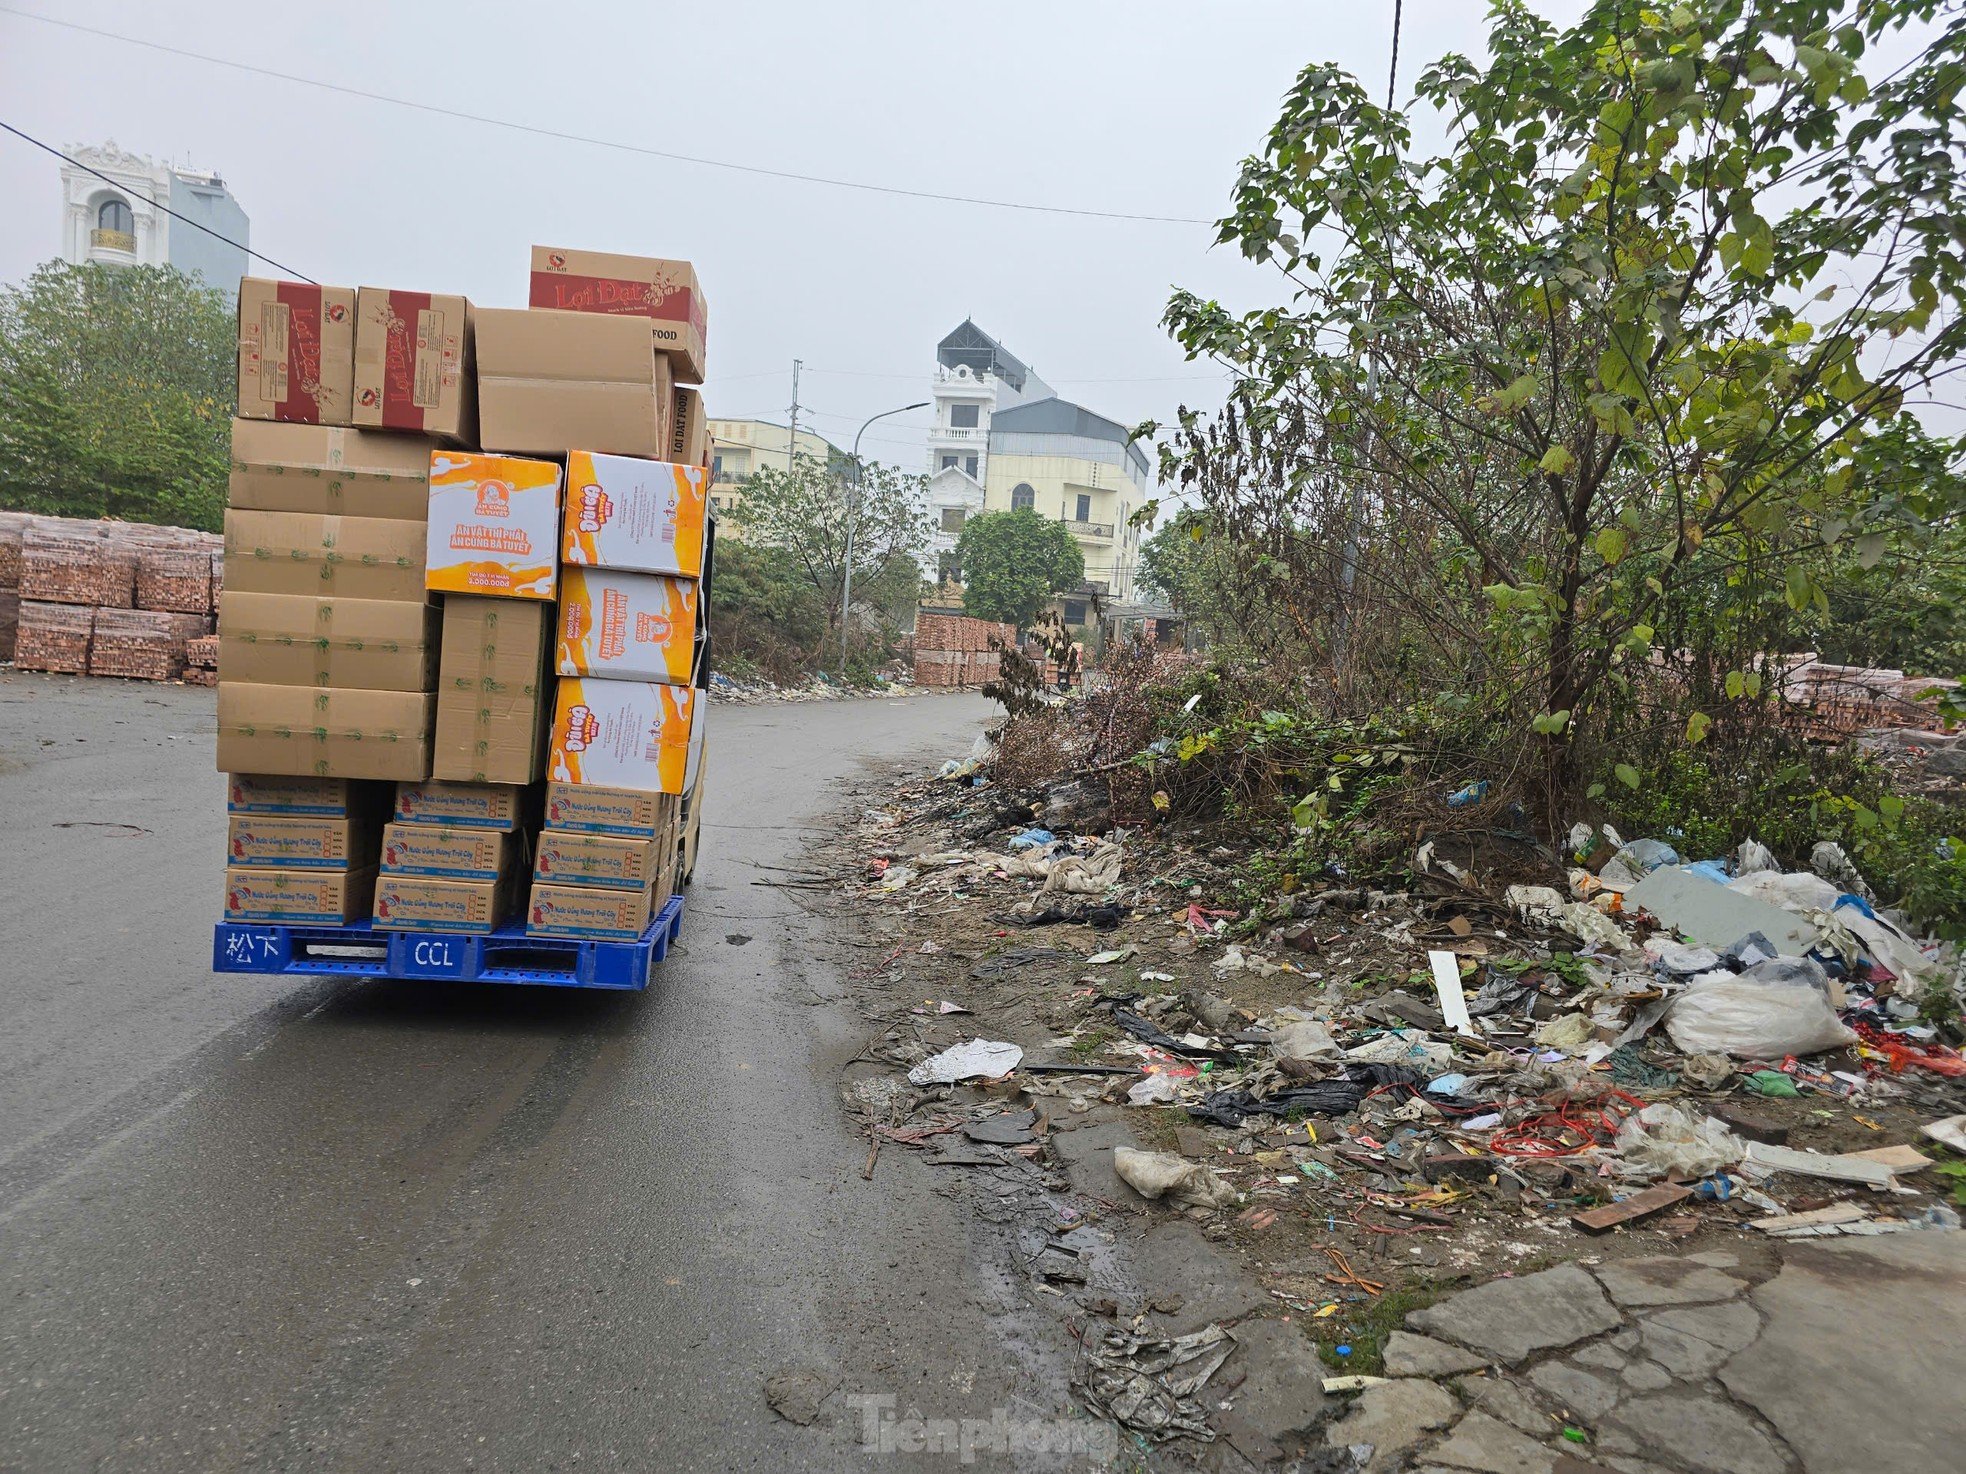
[926,319,1149,607]
[58,142,250,298]
[706,417,846,530]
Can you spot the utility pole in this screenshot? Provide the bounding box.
[786,358,804,472]
[839,400,929,679]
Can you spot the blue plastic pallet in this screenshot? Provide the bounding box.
[212,894,685,991]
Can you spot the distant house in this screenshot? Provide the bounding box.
[58,141,250,300]
[925,319,1149,604]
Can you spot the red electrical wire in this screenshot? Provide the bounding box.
[1489,1090,1645,1158]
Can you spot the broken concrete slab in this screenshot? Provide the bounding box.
[1407,1264,1622,1366]
[1634,1299,1762,1382]
[1608,1393,1789,1474]
[1124,1219,1268,1335]
[1527,1360,1622,1421]
[1427,1409,1559,1473]
[1590,1256,1746,1309]
[1720,1234,1966,1473]
[1383,1331,1489,1378]
[1624,865,1817,955]
[1453,1375,1558,1437]
[1327,1377,1458,1471]
[1217,1320,1329,1465]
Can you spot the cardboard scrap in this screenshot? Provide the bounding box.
[1571,1182,1694,1234]
[1742,1141,1898,1190]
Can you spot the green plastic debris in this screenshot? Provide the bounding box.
[1562,1426,1589,1444]
[1744,1071,1800,1098]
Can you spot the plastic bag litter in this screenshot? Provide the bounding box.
[1040,841,1121,895]
[1127,1073,1183,1106]
[1270,1019,1340,1060]
[1072,1323,1232,1442]
[1535,1013,1599,1055]
[1616,838,1681,873]
[1114,1147,1238,1209]
[1007,827,1055,851]
[1648,939,1722,975]
[1346,1029,1454,1073]
[1614,1103,1745,1181]
[1504,884,1640,955]
[1736,839,1778,875]
[908,1038,1025,1085]
[1680,1053,1736,1090]
[1665,974,1857,1058]
[1810,840,1874,901]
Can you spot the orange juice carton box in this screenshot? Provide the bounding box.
[561,451,707,580]
[426,451,561,600]
[557,568,698,683]
[548,678,694,794]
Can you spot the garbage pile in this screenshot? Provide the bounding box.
[850,763,1966,1252]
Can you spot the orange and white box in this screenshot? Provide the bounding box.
[549,678,694,794]
[561,451,707,580]
[557,567,698,684]
[426,451,562,600]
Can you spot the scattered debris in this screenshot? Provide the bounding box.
[907,1039,1024,1085]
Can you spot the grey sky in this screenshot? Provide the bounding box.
[0,1,1519,470]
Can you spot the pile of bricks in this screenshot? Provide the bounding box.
[912,608,1016,689]
[184,634,220,687]
[1,512,221,678]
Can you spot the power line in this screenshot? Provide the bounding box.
[0,119,315,281]
[1,6,1216,226]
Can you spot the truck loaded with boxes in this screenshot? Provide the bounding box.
[211,250,713,989]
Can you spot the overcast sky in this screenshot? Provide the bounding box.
[0,0,1546,470]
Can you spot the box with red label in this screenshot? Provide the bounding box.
[379,820,514,881]
[227,813,380,869]
[237,279,356,425]
[224,866,377,924]
[425,451,561,601]
[533,829,657,891]
[556,567,697,683]
[392,780,527,830]
[560,451,708,580]
[525,879,657,940]
[543,782,676,837]
[352,288,474,439]
[226,773,392,818]
[527,246,706,384]
[373,874,509,933]
[548,678,694,794]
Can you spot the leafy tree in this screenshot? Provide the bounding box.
[736,452,932,658]
[0,261,233,530]
[953,508,1086,628]
[1155,0,1966,799]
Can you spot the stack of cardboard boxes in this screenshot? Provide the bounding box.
[218,247,712,944]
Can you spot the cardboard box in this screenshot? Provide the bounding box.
[560,452,708,579]
[533,829,657,891]
[218,592,438,691]
[475,308,669,459]
[352,287,474,439]
[379,820,514,880]
[433,597,553,784]
[226,773,390,817]
[227,813,379,869]
[525,880,656,940]
[237,279,356,425]
[548,678,694,794]
[671,384,707,467]
[373,874,508,933]
[542,782,675,837]
[392,779,526,829]
[528,246,707,383]
[556,567,697,683]
[425,451,562,600]
[229,420,436,521]
[224,865,377,924]
[216,683,434,781]
[224,510,427,603]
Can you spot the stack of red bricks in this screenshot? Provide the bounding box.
[3,513,222,679]
[912,608,1016,689]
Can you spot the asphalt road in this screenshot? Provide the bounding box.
[0,672,1057,1472]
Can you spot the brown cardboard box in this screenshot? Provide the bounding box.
[224,510,427,603]
[223,865,377,923]
[433,597,552,784]
[542,782,674,837]
[392,780,526,829]
[227,812,380,869]
[475,308,669,459]
[215,683,434,781]
[218,592,438,691]
[671,384,707,467]
[528,246,707,383]
[532,829,657,891]
[373,874,509,933]
[226,773,391,818]
[229,420,436,521]
[352,288,475,440]
[379,820,514,880]
[525,879,656,940]
[237,279,357,425]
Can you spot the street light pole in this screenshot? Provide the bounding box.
[840,400,929,679]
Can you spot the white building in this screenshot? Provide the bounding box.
[58,142,250,298]
[925,319,1150,607]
